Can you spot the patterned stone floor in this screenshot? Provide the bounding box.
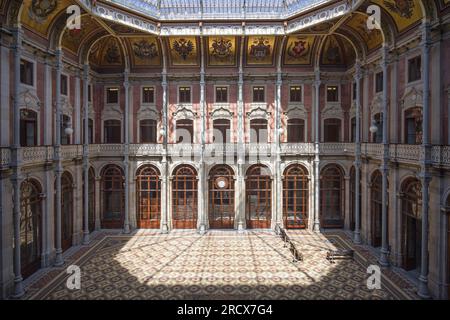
[20,230,418,300]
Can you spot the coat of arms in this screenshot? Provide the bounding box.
[287,38,309,60]
[249,37,271,60]
[383,0,415,19]
[133,40,158,60]
[173,38,194,60]
[210,38,233,62]
[105,42,121,64]
[29,0,57,22]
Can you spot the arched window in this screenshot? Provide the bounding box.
[287,119,305,143]
[212,119,231,144]
[320,165,344,228]
[176,119,194,144]
[401,178,422,271]
[101,165,124,228]
[104,120,121,143]
[404,107,422,144]
[370,170,388,247]
[208,165,235,229]
[82,167,96,233]
[323,118,341,142]
[246,165,272,229]
[172,165,198,229]
[136,165,161,229]
[250,119,268,143]
[20,179,42,278]
[57,172,74,251]
[140,119,157,143]
[20,109,37,147]
[283,164,309,229]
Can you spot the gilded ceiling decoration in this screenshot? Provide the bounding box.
[128,37,161,66]
[345,14,382,51]
[89,37,123,66]
[168,37,198,66]
[62,16,101,55]
[246,36,276,66]
[321,35,345,65]
[371,0,422,33]
[284,35,315,65]
[21,0,72,37]
[208,37,237,66]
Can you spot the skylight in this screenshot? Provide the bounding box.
[105,0,333,20]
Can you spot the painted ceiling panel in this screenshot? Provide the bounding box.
[62,15,102,55]
[371,0,422,33]
[345,13,382,51]
[167,37,199,66]
[246,36,276,66]
[21,0,73,37]
[207,37,237,67]
[127,37,162,67]
[284,35,315,65]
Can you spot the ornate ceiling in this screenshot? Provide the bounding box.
[5,0,448,71]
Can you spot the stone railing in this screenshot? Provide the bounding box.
[1,143,449,168]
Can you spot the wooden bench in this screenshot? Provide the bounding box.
[326,249,354,264]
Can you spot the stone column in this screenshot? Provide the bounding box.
[123,70,131,234]
[379,45,390,267]
[313,69,321,232]
[353,61,362,244]
[74,74,81,145]
[237,36,245,231]
[198,35,207,234]
[82,64,90,244]
[344,174,351,229]
[54,48,64,267]
[418,21,432,299]
[94,176,101,230]
[11,28,24,297]
[160,67,169,233]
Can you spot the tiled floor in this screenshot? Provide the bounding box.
[21,229,419,300]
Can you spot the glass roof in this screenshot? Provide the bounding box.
[105,0,333,20]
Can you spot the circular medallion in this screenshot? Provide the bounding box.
[31,0,57,18]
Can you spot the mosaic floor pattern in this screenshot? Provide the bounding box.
[22,230,414,300]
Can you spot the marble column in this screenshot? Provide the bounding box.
[11,28,24,298]
[353,61,362,244]
[198,35,207,234]
[54,48,64,267]
[237,36,245,231]
[82,64,90,244]
[379,45,390,267]
[418,21,432,299]
[313,69,321,232]
[160,67,169,233]
[123,70,131,234]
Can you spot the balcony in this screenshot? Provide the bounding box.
[0,143,449,169]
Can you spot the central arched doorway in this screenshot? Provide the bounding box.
[246,165,272,229]
[20,179,42,278]
[208,165,235,229]
[320,164,344,228]
[172,165,198,229]
[101,165,125,229]
[283,164,309,229]
[401,178,422,271]
[136,165,161,229]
